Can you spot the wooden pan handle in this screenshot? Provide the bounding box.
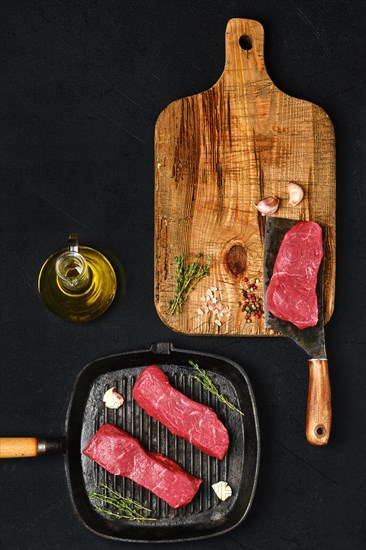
[0,438,39,458]
[306,359,332,445]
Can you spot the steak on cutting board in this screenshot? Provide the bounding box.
[82,423,202,508]
[132,365,229,460]
[266,221,324,329]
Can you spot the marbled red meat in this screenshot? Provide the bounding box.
[266,221,323,329]
[82,423,202,508]
[132,365,229,459]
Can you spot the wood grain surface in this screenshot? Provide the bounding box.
[155,18,336,336]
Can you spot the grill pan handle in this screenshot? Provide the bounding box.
[306,359,332,445]
[150,342,173,355]
[0,437,64,458]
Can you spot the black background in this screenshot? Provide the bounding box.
[1,1,365,549]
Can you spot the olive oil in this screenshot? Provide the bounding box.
[38,235,117,322]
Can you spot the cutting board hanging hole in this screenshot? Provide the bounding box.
[239,35,253,50]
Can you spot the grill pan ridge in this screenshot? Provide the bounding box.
[65,343,260,543]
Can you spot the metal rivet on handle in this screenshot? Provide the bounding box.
[315,425,326,437]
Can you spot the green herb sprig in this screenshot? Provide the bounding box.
[89,483,156,523]
[169,252,211,315]
[189,360,244,416]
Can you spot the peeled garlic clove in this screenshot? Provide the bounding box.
[212,481,232,501]
[254,196,279,216]
[288,181,304,206]
[103,387,124,409]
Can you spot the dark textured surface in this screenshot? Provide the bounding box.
[0,1,365,549]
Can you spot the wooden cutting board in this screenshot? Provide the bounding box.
[155,18,335,336]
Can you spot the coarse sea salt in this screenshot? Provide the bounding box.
[196,287,231,327]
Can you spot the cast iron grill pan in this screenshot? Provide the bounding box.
[66,343,260,542]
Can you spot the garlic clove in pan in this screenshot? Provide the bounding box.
[212,481,232,501]
[103,387,124,409]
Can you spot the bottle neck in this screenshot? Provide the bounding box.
[55,250,90,294]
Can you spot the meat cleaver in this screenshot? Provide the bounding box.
[263,217,332,446]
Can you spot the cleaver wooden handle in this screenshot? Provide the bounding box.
[306,359,332,445]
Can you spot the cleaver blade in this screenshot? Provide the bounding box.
[263,217,332,446]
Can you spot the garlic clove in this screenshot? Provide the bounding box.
[212,481,232,501]
[288,181,304,206]
[103,387,124,409]
[255,196,279,216]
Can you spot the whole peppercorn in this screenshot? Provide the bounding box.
[240,276,264,323]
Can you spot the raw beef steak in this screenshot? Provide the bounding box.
[266,221,323,329]
[82,423,202,508]
[132,365,229,459]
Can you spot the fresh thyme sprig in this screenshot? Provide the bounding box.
[189,360,244,416]
[89,483,156,523]
[169,252,211,315]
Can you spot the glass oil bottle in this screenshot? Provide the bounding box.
[38,234,117,322]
